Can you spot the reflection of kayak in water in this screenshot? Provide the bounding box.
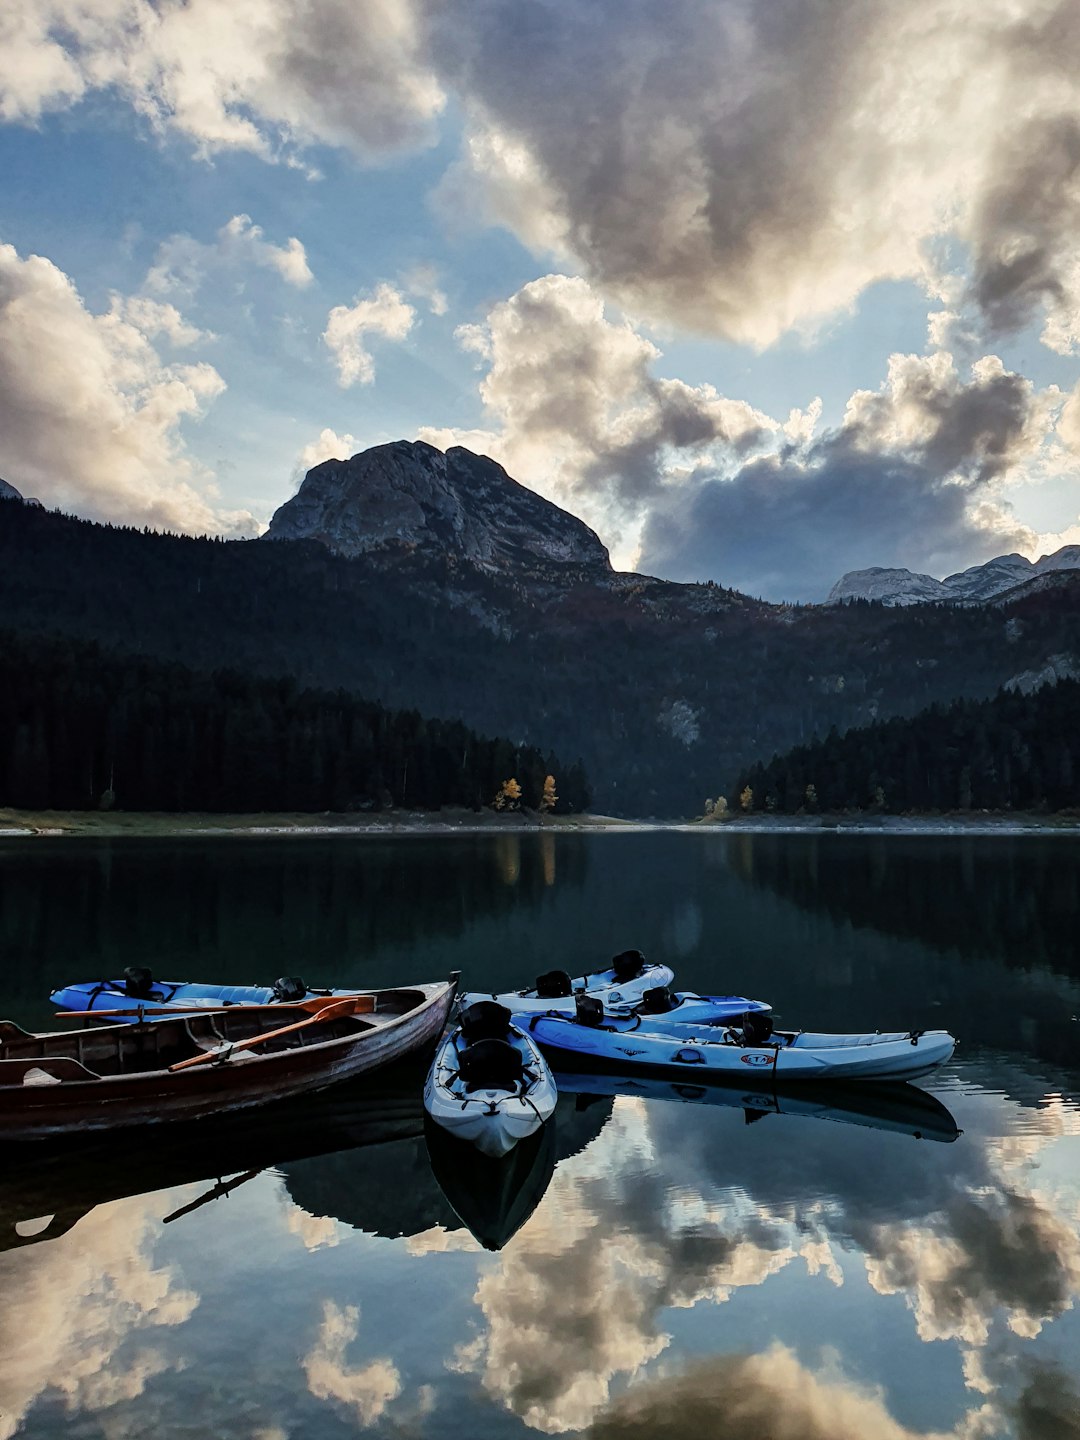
[0,1057,442,1253]
[554,1070,961,1144]
[425,1115,557,1251]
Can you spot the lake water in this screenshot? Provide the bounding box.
[1,831,1079,1439]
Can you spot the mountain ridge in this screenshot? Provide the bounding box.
[3,443,1080,814]
[829,545,1080,607]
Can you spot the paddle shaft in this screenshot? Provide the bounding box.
[57,995,375,1020]
[168,997,366,1072]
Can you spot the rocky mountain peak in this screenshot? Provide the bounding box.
[264,439,611,577]
[828,545,1080,607]
[0,478,24,503]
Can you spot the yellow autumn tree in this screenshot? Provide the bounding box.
[493,778,523,811]
[739,785,753,812]
[540,775,558,813]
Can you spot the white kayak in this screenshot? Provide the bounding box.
[460,950,675,1016]
[424,1002,558,1158]
[528,1008,956,1083]
[599,988,772,1028]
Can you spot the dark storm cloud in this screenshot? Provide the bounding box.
[964,0,1080,349]
[637,354,1045,601]
[1012,1365,1080,1440]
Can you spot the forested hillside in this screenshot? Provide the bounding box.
[734,679,1080,814]
[0,631,588,814]
[2,500,1079,814]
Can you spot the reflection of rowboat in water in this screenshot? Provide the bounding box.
[0,1057,454,1253]
[0,980,455,1139]
[554,1069,961,1144]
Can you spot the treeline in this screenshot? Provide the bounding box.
[4,499,1080,815]
[733,679,1080,814]
[0,631,589,814]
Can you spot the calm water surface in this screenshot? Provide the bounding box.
[1,831,1078,1438]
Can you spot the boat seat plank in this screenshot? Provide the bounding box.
[0,1058,100,1083]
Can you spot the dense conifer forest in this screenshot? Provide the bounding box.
[3,501,1080,813]
[0,630,589,815]
[733,679,1080,814]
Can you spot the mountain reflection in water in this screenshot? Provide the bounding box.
[0,831,1078,1440]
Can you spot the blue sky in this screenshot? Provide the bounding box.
[2,0,1080,600]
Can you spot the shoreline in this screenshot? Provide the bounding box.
[0,808,645,839]
[2,807,1080,838]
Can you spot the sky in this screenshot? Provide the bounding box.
[3,0,1080,601]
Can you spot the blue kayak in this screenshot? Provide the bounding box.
[50,972,354,1022]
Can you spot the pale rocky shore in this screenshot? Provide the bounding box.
[2,808,1079,838]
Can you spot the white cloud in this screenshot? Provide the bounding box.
[219,215,313,288]
[0,241,255,534]
[111,295,213,348]
[585,1344,999,1440]
[419,273,774,559]
[403,263,448,316]
[7,3,1080,356]
[303,1301,401,1427]
[295,427,358,479]
[323,282,416,387]
[433,0,1080,352]
[451,1104,797,1434]
[0,1194,198,1439]
[147,214,312,296]
[425,276,1063,595]
[0,0,443,162]
[1059,379,1080,454]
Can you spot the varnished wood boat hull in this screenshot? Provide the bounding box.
[0,980,455,1139]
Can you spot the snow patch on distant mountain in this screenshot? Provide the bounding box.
[827,567,950,605]
[828,546,1080,607]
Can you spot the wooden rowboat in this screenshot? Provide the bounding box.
[0,980,456,1140]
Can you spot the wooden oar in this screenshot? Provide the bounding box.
[56,994,376,1020]
[168,996,365,1073]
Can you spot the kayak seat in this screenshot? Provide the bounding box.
[741,1011,774,1045]
[271,976,307,1003]
[611,949,647,983]
[534,969,573,999]
[123,967,158,1001]
[575,994,605,1027]
[458,1038,524,1092]
[639,985,677,1014]
[459,1001,513,1044]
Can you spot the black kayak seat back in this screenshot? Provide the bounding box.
[742,1010,774,1045]
[640,985,677,1014]
[575,993,605,1028]
[459,1001,513,1044]
[271,975,308,1003]
[534,968,573,999]
[123,966,157,1000]
[611,949,647,983]
[458,1038,525,1092]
